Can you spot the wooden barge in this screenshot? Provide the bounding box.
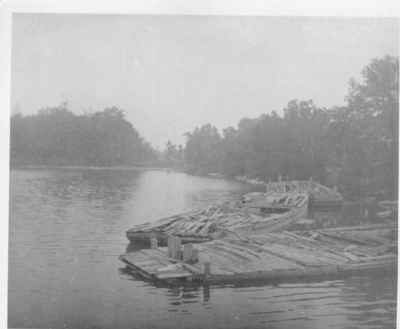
[234,177,343,207]
[126,192,309,244]
[120,223,397,285]
[265,180,343,207]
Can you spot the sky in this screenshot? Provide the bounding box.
[11,14,398,148]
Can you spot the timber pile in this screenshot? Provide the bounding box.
[120,223,396,285]
[234,177,343,207]
[126,192,309,244]
[266,180,343,207]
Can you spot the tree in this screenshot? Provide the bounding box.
[339,56,399,197]
[184,124,222,174]
[10,104,158,167]
[181,56,398,199]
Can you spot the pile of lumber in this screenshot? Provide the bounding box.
[126,192,309,244]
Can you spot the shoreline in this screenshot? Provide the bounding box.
[10,167,389,206]
[11,164,182,172]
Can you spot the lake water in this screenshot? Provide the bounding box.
[9,169,397,329]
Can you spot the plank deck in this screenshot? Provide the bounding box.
[120,224,396,285]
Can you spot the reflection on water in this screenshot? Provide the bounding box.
[119,269,396,329]
[9,168,396,329]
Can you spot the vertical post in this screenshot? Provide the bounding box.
[202,254,211,276]
[203,284,210,302]
[183,243,193,263]
[204,262,211,277]
[168,236,182,259]
[150,236,158,249]
[192,248,199,263]
[167,236,173,258]
[175,236,182,260]
[175,236,181,259]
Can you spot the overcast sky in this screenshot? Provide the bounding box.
[11,14,398,148]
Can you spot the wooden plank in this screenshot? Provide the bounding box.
[197,245,250,273]
[264,232,351,263]
[317,224,396,233]
[255,243,334,267]
[216,239,262,259]
[210,242,257,262]
[204,242,304,272]
[205,244,253,269]
[156,272,192,279]
[281,232,355,262]
[317,230,380,246]
[181,263,203,275]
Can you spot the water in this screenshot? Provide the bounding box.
[9,169,397,329]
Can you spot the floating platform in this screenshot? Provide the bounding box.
[126,192,309,244]
[120,223,397,285]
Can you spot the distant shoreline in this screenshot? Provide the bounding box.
[10,164,181,172]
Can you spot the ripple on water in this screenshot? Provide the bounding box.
[8,169,397,329]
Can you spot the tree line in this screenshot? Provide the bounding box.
[10,56,398,199]
[10,105,158,167]
[182,56,398,199]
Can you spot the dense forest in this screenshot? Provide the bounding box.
[10,56,398,199]
[182,56,398,199]
[10,106,158,167]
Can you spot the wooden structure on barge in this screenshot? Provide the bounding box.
[126,192,309,244]
[120,223,396,285]
[266,180,343,207]
[233,177,343,207]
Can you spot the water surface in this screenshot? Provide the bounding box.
[9,169,396,329]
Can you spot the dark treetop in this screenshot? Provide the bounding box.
[11,106,158,167]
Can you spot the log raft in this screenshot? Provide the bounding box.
[126,192,309,244]
[120,223,396,285]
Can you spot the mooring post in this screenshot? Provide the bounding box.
[167,236,175,258]
[204,262,211,277]
[150,236,158,249]
[167,236,182,259]
[176,237,182,260]
[167,236,172,258]
[202,254,211,277]
[183,243,194,263]
[192,248,199,263]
